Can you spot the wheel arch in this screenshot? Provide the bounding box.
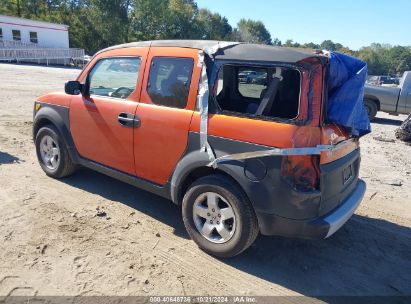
[33,105,79,163]
[364,95,380,110]
[33,116,54,139]
[170,151,252,208]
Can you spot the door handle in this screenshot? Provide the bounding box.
[118,113,141,128]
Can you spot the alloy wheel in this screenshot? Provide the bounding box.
[192,192,236,244]
[39,135,60,170]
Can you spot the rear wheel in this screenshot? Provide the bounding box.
[35,125,77,178]
[364,99,378,121]
[182,175,259,258]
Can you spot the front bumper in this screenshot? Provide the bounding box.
[256,179,366,239]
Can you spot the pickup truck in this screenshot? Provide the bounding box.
[364,71,411,120]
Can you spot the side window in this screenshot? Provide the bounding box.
[215,64,301,120]
[238,67,268,98]
[0,28,3,40]
[12,30,21,41]
[88,57,141,99]
[147,57,194,109]
[30,31,38,43]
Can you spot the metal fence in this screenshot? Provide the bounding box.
[0,47,85,66]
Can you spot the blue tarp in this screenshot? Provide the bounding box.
[327,52,371,137]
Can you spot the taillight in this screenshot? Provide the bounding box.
[281,155,320,192]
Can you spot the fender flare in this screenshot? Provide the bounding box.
[169,149,248,205]
[33,105,79,163]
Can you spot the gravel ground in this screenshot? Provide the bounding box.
[0,63,410,298]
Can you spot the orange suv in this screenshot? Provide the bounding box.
[33,40,367,257]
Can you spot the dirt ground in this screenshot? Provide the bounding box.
[0,63,410,298]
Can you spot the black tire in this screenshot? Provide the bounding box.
[35,124,77,178]
[182,175,259,258]
[364,99,378,121]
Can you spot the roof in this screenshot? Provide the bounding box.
[213,43,321,63]
[98,40,321,63]
[0,14,69,30]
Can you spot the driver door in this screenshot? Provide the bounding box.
[70,52,147,175]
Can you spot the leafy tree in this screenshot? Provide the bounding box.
[283,39,293,47]
[303,42,320,49]
[283,39,301,48]
[386,46,411,75]
[334,42,343,50]
[272,38,281,46]
[130,0,169,41]
[195,8,232,40]
[234,19,272,45]
[358,47,386,75]
[87,0,131,49]
[356,44,411,75]
[320,40,337,51]
[130,0,200,41]
[164,0,199,39]
[0,0,22,16]
[337,47,355,56]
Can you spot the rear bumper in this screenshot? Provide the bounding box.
[257,179,366,239]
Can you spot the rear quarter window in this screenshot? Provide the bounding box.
[215,64,301,121]
[237,67,268,98]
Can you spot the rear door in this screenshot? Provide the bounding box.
[70,49,148,175]
[133,47,202,184]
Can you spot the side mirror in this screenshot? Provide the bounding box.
[65,81,82,95]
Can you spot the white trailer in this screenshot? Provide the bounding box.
[0,14,69,48]
[0,14,85,66]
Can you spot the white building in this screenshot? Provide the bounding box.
[0,14,69,48]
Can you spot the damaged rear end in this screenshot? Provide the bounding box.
[315,52,369,237]
[284,52,369,239]
[256,127,367,239]
[314,124,365,238]
[252,52,369,239]
[198,45,369,240]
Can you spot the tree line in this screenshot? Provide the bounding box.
[283,40,411,76]
[1,0,410,76]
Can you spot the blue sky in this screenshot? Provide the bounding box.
[196,0,411,50]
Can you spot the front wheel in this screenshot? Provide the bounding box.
[35,125,77,178]
[182,175,259,258]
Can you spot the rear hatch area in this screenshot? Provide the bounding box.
[317,51,369,216]
[319,124,361,216]
[320,148,360,215]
